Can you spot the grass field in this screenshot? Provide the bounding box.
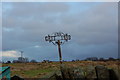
[2,61,120,78]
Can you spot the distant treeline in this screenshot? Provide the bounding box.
[74,57,119,61]
[1,57,119,64]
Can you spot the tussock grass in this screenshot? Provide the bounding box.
[2,61,119,78]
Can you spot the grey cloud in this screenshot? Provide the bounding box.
[3,2,69,18]
[2,2,118,61]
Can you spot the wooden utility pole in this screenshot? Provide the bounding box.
[57,40,62,64]
[45,32,71,64]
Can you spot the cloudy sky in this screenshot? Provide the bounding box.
[1,2,118,62]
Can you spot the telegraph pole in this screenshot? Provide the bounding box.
[45,32,71,64]
[20,51,23,61]
[57,40,62,64]
[21,51,23,58]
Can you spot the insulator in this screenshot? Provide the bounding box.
[68,35,71,40]
[45,36,48,41]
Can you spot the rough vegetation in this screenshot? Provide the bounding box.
[2,61,120,79]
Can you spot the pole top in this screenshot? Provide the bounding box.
[45,32,71,45]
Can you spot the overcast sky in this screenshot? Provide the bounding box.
[1,2,118,62]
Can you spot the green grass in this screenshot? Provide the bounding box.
[23,68,53,77]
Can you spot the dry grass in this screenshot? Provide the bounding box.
[2,61,120,78]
